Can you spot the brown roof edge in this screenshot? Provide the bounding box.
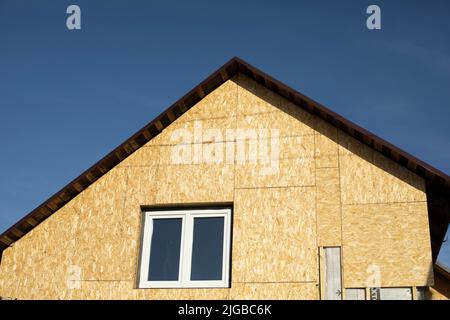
[435,262,450,281]
[1,57,449,260]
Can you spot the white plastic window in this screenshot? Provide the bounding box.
[139,208,231,288]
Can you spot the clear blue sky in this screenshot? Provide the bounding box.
[0,0,449,266]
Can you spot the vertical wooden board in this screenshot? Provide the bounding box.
[338,132,426,204]
[342,202,433,287]
[324,247,342,300]
[229,282,319,300]
[316,168,342,246]
[345,288,366,300]
[233,187,317,283]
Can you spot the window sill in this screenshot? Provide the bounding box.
[138,282,230,289]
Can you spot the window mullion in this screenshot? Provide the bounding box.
[177,216,186,285]
[181,213,194,286]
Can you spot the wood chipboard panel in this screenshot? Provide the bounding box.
[316,168,341,246]
[233,187,318,283]
[229,282,319,300]
[342,202,433,287]
[339,132,426,204]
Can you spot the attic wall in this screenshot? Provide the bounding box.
[0,75,433,299]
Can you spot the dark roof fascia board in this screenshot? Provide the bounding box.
[435,263,450,281]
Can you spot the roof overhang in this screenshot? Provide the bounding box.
[435,263,450,281]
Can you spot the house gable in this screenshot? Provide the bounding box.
[0,72,436,299]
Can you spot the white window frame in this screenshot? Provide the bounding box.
[138,208,231,289]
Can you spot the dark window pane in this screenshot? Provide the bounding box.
[148,218,182,281]
[191,217,225,280]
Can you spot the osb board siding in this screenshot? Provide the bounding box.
[0,76,432,299]
[175,80,238,122]
[235,74,316,136]
[314,119,339,169]
[316,167,342,246]
[154,117,236,146]
[0,202,80,300]
[68,281,230,300]
[232,187,317,283]
[71,168,134,281]
[339,132,426,204]
[235,157,315,189]
[155,163,235,204]
[118,146,159,167]
[342,202,433,287]
[234,135,315,189]
[148,80,238,147]
[229,283,319,300]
